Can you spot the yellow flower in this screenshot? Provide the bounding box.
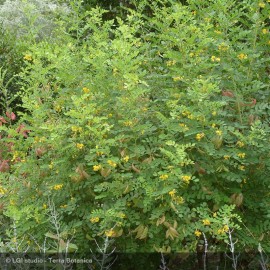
[224,155,230,160]
[107,160,117,168]
[119,213,126,219]
[217,228,224,234]
[105,229,116,237]
[173,76,183,81]
[54,105,62,112]
[218,43,229,51]
[166,60,176,66]
[237,152,246,158]
[236,141,245,147]
[211,56,220,62]
[93,164,102,171]
[196,133,205,141]
[223,225,229,232]
[194,230,202,237]
[237,53,248,60]
[90,217,100,223]
[82,87,90,94]
[122,156,129,162]
[239,165,245,171]
[23,54,33,61]
[168,189,176,197]
[262,29,268,34]
[76,143,84,149]
[141,107,148,112]
[216,130,222,136]
[181,175,191,183]
[174,195,184,204]
[10,199,16,206]
[212,111,217,116]
[182,111,190,116]
[202,219,211,225]
[213,212,217,217]
[49,162,54,169]
[53,184,63,191]
[159,174,169,180]
[214,30,222,34]
[108,113,113,117]
[123,120,133,127]
[179,123,189,130]
[60,205,67,208]
[0,187,7,195]
[259,2,265,8]
[71,126,82,133]
[43,204,47,209]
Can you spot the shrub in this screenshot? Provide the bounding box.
[1,0,270,254]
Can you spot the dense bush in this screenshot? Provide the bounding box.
[0,0,270,255]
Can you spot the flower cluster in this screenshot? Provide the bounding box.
[93,164,102,171]
[202,219,211,225]
[90,217,100,223]
[0,186,7,195]
[237,53,248,60]
[166,60,176,66]
[173,76,184,81]
[76,143,84,149]
[159,174,169,180]
[71,126,82,133]
[211,55,220,62]
[53,184,63,191]
[82,87,90,94]
[194,229,202,237]
[196,133,205,141]
[181,175,191,184]
[218,43,229,51]
[217,225,229,234]
[23,54,33,61]
[123,120,133,127]
[237,152,246,158]
[107,160,117,167]
[236,141,245,147]
[168,189,176,197]
[105,229,116,237]
[122,155,129,162]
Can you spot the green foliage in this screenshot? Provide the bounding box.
[1,0,270,254]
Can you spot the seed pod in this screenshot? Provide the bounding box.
[230,193,243,207]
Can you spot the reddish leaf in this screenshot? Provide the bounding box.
[0,117,7,124]
[222,90,234,97]
[16,124,30,138]
[0,160,9,172]
[10,112,16,120]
